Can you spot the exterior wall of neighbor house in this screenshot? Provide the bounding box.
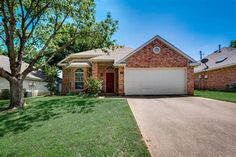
[194,65,236,90]
[62,67,89,93]
[92,61,118,93]
[0,77,49,98]
[125,38,194,95]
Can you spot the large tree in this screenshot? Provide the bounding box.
[0,0,118,109]
[47,13,118,66]
[230,40,236,48]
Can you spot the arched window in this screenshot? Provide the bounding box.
[75,69,84,90]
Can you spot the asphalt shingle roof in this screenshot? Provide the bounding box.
[194,47,236,73]
[0,55,45,81]
[89,47,134,63]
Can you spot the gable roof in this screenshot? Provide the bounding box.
[58,47,134,66]
[0,55,46,81]
[89,47,134,63]
[194,47,236,73]
[117,35,196,64]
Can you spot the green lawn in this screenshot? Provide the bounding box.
[195,90,236,103]
[0,96,150,157]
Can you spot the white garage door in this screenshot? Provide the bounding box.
[124,68,187,95]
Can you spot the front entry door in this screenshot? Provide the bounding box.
[106,73,114,93]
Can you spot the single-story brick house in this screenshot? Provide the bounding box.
[58,35,198,95]
[194,47,236,90]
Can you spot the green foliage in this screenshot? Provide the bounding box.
[226,83,236,91]
[43,65,59,95]
[195,90,236,103]
[1,89,10,100]
[0,96,150,156]
[47,13,118,66]
[0,48,3,55]
[85,77,103,96]
[0,0,118,67]
[230,40,236,48]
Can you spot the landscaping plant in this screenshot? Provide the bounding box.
[85,77,103,96]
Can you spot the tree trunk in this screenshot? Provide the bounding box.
[8,79,25,109]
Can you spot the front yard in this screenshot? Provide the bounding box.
[195,90,236,103]
[0,96,150,157]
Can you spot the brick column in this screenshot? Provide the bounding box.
[187,66,194,95]
[62,68,69,93]
[83,67,89,90]
[62,68,75,93]
[92,62,98,79]
[118,66,125,95]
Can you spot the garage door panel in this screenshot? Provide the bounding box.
[124,68,186,95]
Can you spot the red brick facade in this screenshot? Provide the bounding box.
[62,67,89,93]
[126,38,194,95]
[92,61,118,93]
[194,65,236,90]
[126,39,188,68]
[61,37,195,95]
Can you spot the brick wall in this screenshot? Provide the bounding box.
[187,67,194,95]
[92,61,117,93]
[194,65,236,90]
[62,67,89,93]
[126,38,188,68]
[126,38,194,95]
[118,66,124,95]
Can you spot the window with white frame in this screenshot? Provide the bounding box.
[75,69,84,90]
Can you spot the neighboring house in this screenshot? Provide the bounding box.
[0,55,49,97]
[194,47,236,90]
[58,35,197,95]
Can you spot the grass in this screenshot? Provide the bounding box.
[0,96,150,157]
[195,90,236,103]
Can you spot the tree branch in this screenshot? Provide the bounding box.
[22,13,69,78]
[5,0,17,75]
[0,67,12,81]
[17,0,26,72]
[24,2,50,32]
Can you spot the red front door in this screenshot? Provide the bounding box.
[106,73,114,93]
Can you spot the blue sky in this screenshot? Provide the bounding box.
[95,0,236,60]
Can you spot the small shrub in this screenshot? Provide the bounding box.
[43,65,59,95]
[1,89,10,100]
[85,77,102,96]
[226,83,236,91]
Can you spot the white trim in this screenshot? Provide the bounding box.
[113,63,126,67]
[89,58,114,62]
[189,62,201,66]
[57,55,71,66]
[57,54,104,66]
[65,63,90,69]
[117,35,196,64]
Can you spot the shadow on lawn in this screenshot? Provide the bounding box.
[0,97,97,137]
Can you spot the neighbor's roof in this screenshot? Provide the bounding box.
[0,55,46,81]
[194,47,236,73]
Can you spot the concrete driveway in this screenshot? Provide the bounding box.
[128,97,236,157]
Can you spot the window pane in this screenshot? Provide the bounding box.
[75,71,83,90]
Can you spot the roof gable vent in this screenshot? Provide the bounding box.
[215,57,227,64]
